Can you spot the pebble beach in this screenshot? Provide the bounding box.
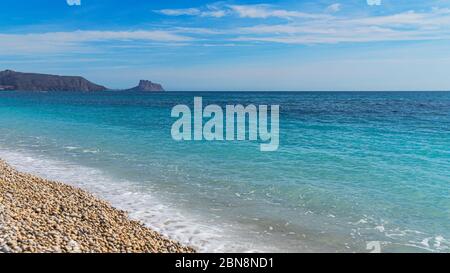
[0,159,195,253]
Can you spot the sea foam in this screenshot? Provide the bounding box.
[0,148,277,253]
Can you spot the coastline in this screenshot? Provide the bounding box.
[0,159,195,253]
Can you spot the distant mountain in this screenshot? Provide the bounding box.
[124,80,165,92]
[0,70,166,92]
[0,70,107,92]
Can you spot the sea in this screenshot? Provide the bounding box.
[0,91,449,253]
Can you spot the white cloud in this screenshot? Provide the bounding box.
[0,30,192,55]
[156,6,228,18]
[201,10,228,18]
[66,0,81,6]
[367,0,382,6]
[228,4,330,19]
[431,7,450,15]
[4,6,450,56]
[326,3,341,13]
[230,8,450,45]
[156,4,328,20]
[228,4,274,18]
[156,8,201,16]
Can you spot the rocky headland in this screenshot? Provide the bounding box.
[124,80,165,92]
[0,70,165,92]
[0,70,107,92]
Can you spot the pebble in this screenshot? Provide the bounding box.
[0,159,195,253]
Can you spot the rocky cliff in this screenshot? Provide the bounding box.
[0,70,108,92]
[125,80,165,92]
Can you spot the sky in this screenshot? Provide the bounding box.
[1,0,450,91]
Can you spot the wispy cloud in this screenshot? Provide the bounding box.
[201,9,228,18]
[66,0,81,6]
[155,4,329,19]
[228,4,330,19]
[367,0,382,6]
[156,8,201,16]
[155,4,229,18]
[0,30,192,55]
[326,3,341,13]
[4,5,450,56]
[228,8,450,45]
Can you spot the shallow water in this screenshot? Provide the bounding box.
[0,91,449,252]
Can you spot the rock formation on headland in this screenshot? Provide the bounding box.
[0,70,107,92]
[0,70,165,92]
[124,80,165,92]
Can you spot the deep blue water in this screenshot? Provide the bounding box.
[0,91,449,252]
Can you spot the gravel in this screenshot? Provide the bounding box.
[0,159,195,253]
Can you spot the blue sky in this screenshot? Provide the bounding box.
[1,0,450,91]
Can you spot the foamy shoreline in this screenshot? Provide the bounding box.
[0,159,195,253]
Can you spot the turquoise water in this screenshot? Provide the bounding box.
[0,91,449,252]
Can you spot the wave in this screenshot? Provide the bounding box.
[0,148,277,253]
[1,146,448,253]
